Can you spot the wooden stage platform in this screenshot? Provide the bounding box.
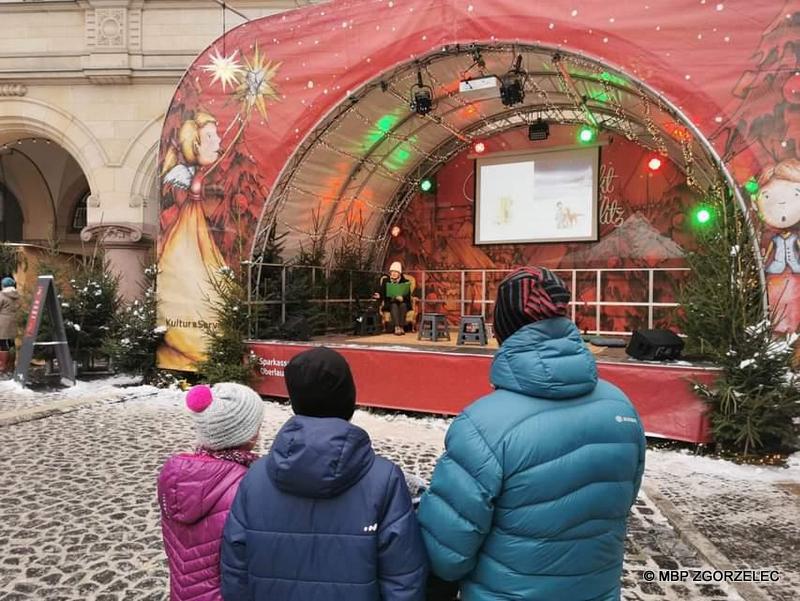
[247,333,717,443]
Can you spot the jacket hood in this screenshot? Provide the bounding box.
[266,415,375,498]
[490,317,598,399]
[159,455,246,525]
[1,289,20,300]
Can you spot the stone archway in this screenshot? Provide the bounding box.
[0,97,107,197]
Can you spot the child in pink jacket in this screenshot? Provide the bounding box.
[158,383,264,601]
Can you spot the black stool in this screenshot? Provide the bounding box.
[418,313,450,342]
[355,311,381,335]
[457,315,487,346]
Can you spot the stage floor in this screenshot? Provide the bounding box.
[334,332,684,366]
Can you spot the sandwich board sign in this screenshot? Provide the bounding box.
[14,275,75,387]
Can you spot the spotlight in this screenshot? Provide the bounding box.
[578,125,596,144]
[744,177,759,196]
[528,119,550,141]
[473,141,486,154]
[500,55,527,107]
[391,225,402,237]
[691,205,715,228]
[419,176,436,194]
[647,157,662,171]
[410,69,434,116]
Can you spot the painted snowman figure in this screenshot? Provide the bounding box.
[756,158,800,334]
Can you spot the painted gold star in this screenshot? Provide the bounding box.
[236,44,281,120]
[202,48,245,92]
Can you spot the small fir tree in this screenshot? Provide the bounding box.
[103,264,165,383]
[62,253,120,369]
[678,190,800,455]
[195,266,254,385]
[250,222,287,339]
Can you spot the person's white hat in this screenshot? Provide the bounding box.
[389,261,403,273]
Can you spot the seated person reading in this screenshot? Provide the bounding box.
[373,261,413,335]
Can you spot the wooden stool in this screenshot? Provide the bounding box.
[457,315,487,346]
[418,313,450,342]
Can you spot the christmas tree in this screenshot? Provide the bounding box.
[195,266,254,385]
[103,264,164,383]
[723,2,800,165]
[678,192,800,455]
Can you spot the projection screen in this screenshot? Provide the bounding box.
[474,146,599,244]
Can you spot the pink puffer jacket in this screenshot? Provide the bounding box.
[158,453,252,601]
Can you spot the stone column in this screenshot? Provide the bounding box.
[80,224,152,301]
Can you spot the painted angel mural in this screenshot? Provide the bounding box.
[157,46,280,369]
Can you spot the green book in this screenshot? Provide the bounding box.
[386,281,411,298]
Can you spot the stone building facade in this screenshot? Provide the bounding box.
[0,0,303,297]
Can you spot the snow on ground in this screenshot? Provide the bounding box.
[647,448,800,484]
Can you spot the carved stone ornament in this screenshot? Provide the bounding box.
[90,8,126,48]
[0,84,27,97]
[80,224,144,245]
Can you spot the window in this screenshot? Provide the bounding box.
[72,192,87,232]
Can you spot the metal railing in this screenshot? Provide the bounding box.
[246,263,689,336]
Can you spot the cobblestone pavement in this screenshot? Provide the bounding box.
[645,452,800,601]
[0,383,793,600]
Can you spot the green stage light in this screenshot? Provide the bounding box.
[578,126,596,144]
[419,177,435,193]
[691,205,715,228]
[744,177,759,196]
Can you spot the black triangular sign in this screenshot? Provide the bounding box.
[14,276,75,387]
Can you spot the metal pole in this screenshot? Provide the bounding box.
[571,270,577,323]
[595,270,602,335]
[481,270,486,318]
[246,261,253,339]
[280,265,286,324]
[421,270,426,315]
[647,269,654,329]
[460,270,465,316]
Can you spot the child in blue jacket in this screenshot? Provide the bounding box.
[221,346,428,601]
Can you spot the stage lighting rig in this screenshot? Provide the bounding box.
[528,118,550,141]
[410,69,434,116]
[500,54,527,107]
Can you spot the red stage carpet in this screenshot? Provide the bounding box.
[248,339,715,443]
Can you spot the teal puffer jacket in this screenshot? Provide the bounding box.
[418,318,646,601]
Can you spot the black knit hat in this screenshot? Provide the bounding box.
[493,267,571,343]
[285,347,356,420]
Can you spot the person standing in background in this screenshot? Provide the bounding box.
[0,277,20,373]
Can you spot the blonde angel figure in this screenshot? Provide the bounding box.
[157,111,227,370]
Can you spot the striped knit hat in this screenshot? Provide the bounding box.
[493,267,571,343]
[185,383,264,450]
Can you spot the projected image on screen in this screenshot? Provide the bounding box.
[475,147,599,244]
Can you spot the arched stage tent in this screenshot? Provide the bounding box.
[156,0,799,439]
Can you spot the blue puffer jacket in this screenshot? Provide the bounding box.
[418,318,646,601]
[220,415,427,601]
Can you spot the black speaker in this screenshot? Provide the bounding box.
[625,329,684,361]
